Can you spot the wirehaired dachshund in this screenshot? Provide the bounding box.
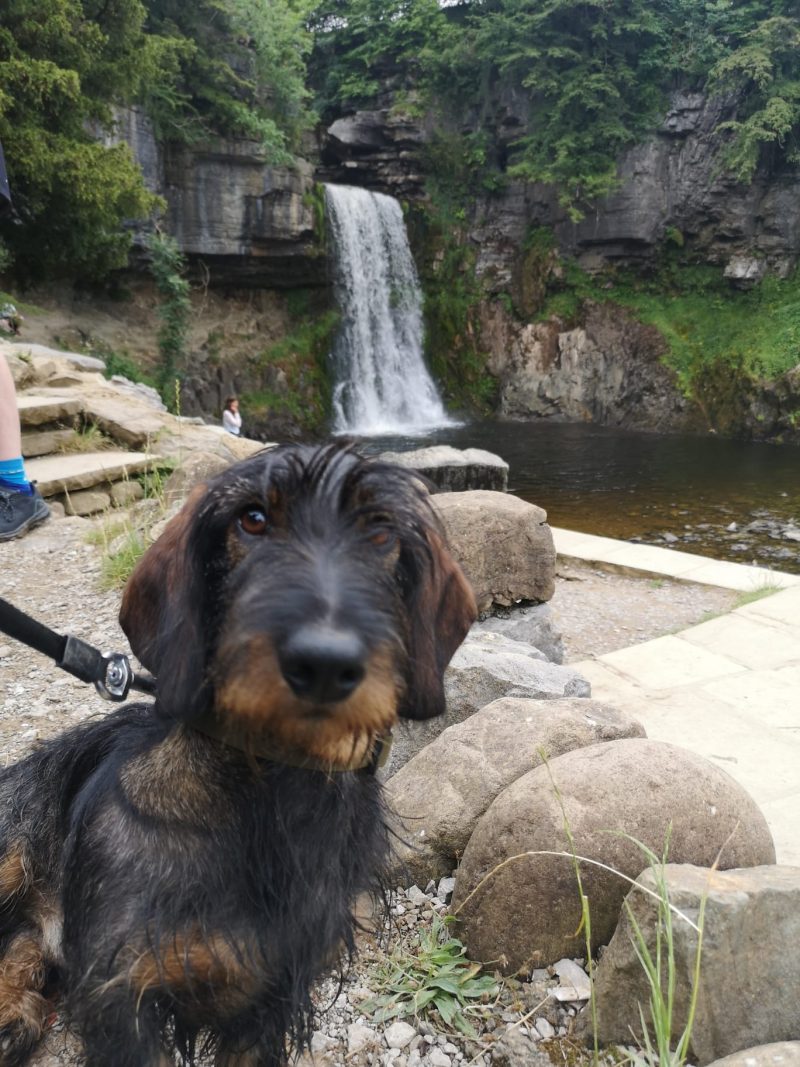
[0,443,477,1066]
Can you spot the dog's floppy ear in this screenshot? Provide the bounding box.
[398,529,477,720]
[119,484,211,719]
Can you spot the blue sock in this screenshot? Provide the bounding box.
[0,457,33,494]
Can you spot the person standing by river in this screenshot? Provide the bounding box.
[222,395,242,436]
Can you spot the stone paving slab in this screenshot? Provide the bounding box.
[552,526,800,591]
[576,665,800,806]
[597,634,744,689]
[680,613,800,671]
[575,579,800,865]
[702,668,800,731]
[737,585,800,625]
[83,396,172,449]
[27,451,163,496]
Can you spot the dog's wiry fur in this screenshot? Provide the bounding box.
[0,444,476,1066]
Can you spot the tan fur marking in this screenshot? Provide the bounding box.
[0,845,31,904]
[0,934,48,1047]
[214,638,399,766]
[128,933,259,1016]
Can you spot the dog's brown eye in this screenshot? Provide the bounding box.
[240,508,268,536]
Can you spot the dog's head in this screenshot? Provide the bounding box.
[120,444,476,766]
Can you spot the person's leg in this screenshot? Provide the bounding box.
[0,356,50,539]
[0,353,25,475]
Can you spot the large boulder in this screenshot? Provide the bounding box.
[386,698,646,885]
[383,631,590,776]
[585,866,800,1064]
[452,739,776,973]
[379,446,509,493]
[432,491,555,612]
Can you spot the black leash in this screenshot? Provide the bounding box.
[0,596,155,702]
[0,598,390,774]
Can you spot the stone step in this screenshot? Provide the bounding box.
[26,451,163,497]
[83,396,168,449]
[17,394,83,429]
[21,428,79,458]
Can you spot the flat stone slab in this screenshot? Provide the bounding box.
[21,428,78,457]
[84,396,170,449]
[27,451,163,496]
[4,341,105,371]
[16,394,83,428]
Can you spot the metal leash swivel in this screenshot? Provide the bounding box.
[0,596,155,703]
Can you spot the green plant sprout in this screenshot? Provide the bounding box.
[361,913,499,1039]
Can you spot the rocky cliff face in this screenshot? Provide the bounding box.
[318,92,800,287]
[480,301,693,432]
[113,108,326,288]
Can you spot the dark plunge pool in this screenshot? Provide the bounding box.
[362,420,800,574]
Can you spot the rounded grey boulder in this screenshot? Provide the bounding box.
[452,738,776,973]
[386,697,646,885]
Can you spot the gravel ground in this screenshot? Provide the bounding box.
[550,560,740,664]
[0,512,736,1066]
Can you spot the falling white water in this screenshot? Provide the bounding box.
[325,184,455,436]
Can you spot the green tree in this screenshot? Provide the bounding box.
[140,0,313,156]
[709,12,800,181]
[309,0,451,114]
[0,0,161,280]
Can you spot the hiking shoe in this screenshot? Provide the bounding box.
[0,485,51,541]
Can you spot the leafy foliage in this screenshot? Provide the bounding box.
[140,0,313,156]
[146,230,190,407]
[538,254,800,409]
[710,15,800,181]
[311,0,800,217]
[0,0,161,280]
[0,0,313,283]
[361,915,498,1039]
[309,0,451,115]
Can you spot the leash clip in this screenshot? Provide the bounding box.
[95,652,134,702]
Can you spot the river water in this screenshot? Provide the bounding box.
[366,420,800,574]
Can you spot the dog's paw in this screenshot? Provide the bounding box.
[0,998,48,1067]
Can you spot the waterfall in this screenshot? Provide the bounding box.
[325,184,454,435]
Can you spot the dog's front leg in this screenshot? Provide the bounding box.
[74,990,171,1067]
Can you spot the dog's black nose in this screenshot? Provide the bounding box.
[278,626,366,704]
